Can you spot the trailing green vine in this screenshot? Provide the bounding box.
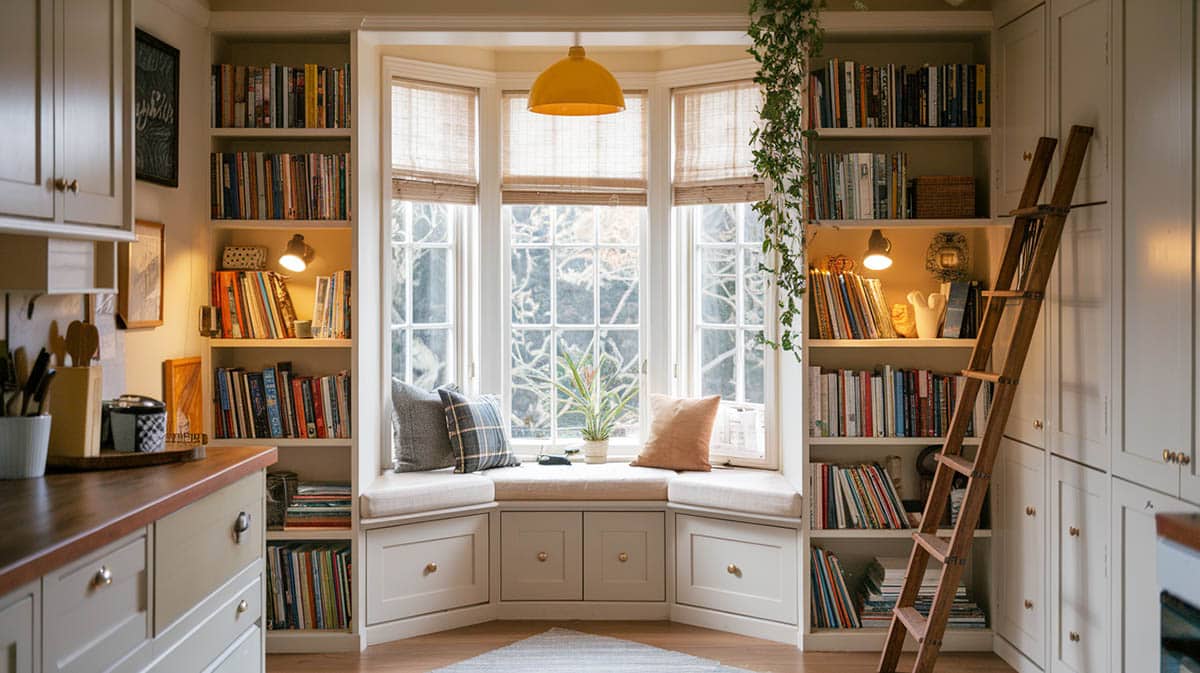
[748,0,824,360]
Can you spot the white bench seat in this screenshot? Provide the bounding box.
[486,463,676,501]
[668,469,802,518]
[360,468,495,518]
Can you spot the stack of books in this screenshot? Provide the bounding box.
[808,60,989,129]
[859,557,988,630]
[808,269,896,339]
[210,271,298,339]
[811,547,862,629]
[810,462,908,530]
[312,270,351,339]
[211,63,351,129]
[806,366,993,438]
[284,482,352,530]
[266,542,352,630]
[210,152,351,220]
[810,152,911,221]
[213,364,351,440]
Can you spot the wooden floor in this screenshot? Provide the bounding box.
[266,621,1016,673]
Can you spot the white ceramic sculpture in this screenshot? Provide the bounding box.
[907,290,947,339]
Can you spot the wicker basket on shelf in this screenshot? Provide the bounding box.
[913,175,975,219]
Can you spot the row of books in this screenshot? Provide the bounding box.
[214,365,352,440]
[211,63,351,129]
[312,270,352,339]
[811,547,862,629]
[809,61,989,129]
[285,482,352,530]
[266,543,352,631]
[806,366,993,439]
[809,269,897,340]
[210,271,298,340]
[210,152,351,221]
[810,462,908,530]
[810,152,911,221]
[859,557,987,629]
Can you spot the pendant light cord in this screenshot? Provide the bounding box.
[573,31,581,48]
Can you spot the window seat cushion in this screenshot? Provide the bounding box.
[485,463,677,501]
[360,468,495,519]
[667,468,802,519]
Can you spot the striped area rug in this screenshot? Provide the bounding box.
[430,628,757,673]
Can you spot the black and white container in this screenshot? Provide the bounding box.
[105,396,167,453]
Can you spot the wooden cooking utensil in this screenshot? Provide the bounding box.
[83,323,100,364]
[65,321,86,367]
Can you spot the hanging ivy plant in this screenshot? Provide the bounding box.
[748,0,824,359]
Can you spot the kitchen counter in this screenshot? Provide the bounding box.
[0,445,277,596]
[1158,512,1200,554]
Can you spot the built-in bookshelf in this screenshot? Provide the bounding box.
[203,29,360,655]
[801,13,1000,652]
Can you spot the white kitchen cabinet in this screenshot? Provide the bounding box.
[0,581,39,673]
[1117,0,1194,497]
[500,512,583,601]
[1049,457,1107,673]
[1110,477,1199,673]
[996,301,1047,449]
[0,0,55,222]
[582,512,665,602]
[1050,0,1110,204]
[996,4,1048,217]
[995,438,1046,667]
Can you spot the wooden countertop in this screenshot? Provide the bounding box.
[1158,512,1200,554]
[0,445,277,596]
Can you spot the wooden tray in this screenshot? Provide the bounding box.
[46,442,206,471]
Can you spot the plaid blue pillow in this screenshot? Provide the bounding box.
[439,389,520,473]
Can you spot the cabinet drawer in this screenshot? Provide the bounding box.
[366,514,489,624]
[209,626,261,673]
[1052,458,1107,673]
[43,531,148,673]
[674,515,797,624]
[0,581,38,673]
[997,439,1046,666]
[583,512,664,602]
[148,573,261,673]
[501,512,582,601]
[154,473,263,633]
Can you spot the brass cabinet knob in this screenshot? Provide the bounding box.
[1068,631,1080,642]
[1025,506,1037,517]
[1024,599,1034,610]
[1069,526,1080,537]
[727,563,741,576]
[1164,449,1175,463]
[537,552,549,562]
[1022,151,1033,161]
[425,562,438,573]
[54,178,68,192]
[617,552,629,563]
[1181,454,1193,466]
[1033,419,1043,430]
[67,179,78,193]
[92,566,113,588]
[236,599,248,614]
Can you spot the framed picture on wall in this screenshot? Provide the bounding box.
[135,28,180,187]
[118,220,165,329]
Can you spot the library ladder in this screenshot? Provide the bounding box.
[877,124,1094,673]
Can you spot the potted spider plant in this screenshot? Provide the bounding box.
[553,349,638,464]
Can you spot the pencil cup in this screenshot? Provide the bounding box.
[0,415,52,479]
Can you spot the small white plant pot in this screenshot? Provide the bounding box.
[582,439,609,464]
[0,415,52,479]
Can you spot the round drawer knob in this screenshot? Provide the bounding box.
[1033,419,1043,430]
[727,564,740,576]
[425,562,438,573]
[1025,506,1037,517]
[1164,449,1175,463]
[1023,151,1033,161]
[1181,454,1193,466]
[617,552,629,563]
[93,566,113,588]
[1069,526,1080,537]
[236,600,248,614]
[1069,631,1080,642]
[1024,599,1034,610]
[537,551,549,562]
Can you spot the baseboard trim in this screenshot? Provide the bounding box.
[670,603,798,645]
[496,601,669,620]
[364,604,497,645]
[992,634,1045,673]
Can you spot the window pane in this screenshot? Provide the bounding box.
[390,247,407,326]
[511,248,552,325]
[412,248,449,324]
[555,330,596,440]
[743,329,765,405]
[700,328,737,399]
[511,329,552,439]
[743,247,766,325]
[598,206,641,245]
[599,247,638,325]
[412,202,450,243]
[743,205,765,243]
[700,247,737,324]
[600,329,640,438]
[556,248,595,325]
[390,327,407,381]
[509,205,552,244]
[412,328,450,390]
[555,206,595,245]
[700,203,736,243]
[390,201,408,243]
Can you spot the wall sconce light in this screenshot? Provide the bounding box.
[863,228,893,271]
[279,234,314,272]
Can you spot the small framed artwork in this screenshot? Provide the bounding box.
[118,220,165,328]
[135,28,180,187]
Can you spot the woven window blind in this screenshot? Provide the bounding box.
[391,79,478,204]
[501,91,647,206]
[673,80,764,205]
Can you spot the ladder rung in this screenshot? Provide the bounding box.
[962,369,1015,385]
[1008,204,1070,218]
[937,453,977,478]
[982,289,1043,300]
[894,606,931,642]
[912,532,953,564]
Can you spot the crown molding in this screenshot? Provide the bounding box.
[208,11,364,33]
[820,10,992,35]
[359,13,749,32]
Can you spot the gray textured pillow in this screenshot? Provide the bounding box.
[391,379,457,472]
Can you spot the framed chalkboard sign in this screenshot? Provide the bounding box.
[135,29,179,188]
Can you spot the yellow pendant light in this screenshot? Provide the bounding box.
[528,33,625,116]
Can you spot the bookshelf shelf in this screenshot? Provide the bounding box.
[210,127,351,139]
[812,127,991,140]
[809,436,983,446]
[810,528,992,540]
[267,529,354,541]
[211,219,352,230]
[208,438,351,448]
[805,627,993,652]
[208,338,352,349]
[264,629,360,654]
[808,338,975,349]
[810,218,998,230]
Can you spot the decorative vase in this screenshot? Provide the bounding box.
[906,290,947,339]
[582,439,609,464]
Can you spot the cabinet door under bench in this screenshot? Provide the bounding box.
[500,512,583,602]
[583,512,665,602]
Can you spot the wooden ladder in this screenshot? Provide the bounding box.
[877,124,1094,673]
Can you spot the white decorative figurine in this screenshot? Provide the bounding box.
[906,290,947,339]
